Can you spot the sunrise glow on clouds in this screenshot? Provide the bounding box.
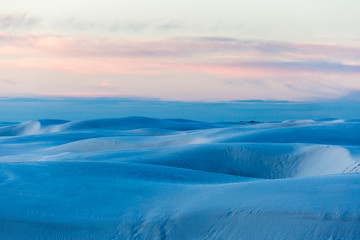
[1,0,360,101]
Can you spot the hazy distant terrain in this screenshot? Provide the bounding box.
[0,117,359,239]
[0,97,360,122]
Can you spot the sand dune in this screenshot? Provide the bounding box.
[0,117,359,239]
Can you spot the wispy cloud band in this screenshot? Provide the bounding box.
[1,33,360,74]
[1,32,359,101]
[0,13,41,30]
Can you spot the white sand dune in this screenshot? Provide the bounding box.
[0,117,359,239]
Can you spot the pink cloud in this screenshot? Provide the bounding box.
[1,32,360,77]
[1,32,360,101]
[2,33,360,60]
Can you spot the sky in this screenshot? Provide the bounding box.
[1,0,360,101]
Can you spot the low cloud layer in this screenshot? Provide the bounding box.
[0,32,359,101]
[2,33,360,61]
